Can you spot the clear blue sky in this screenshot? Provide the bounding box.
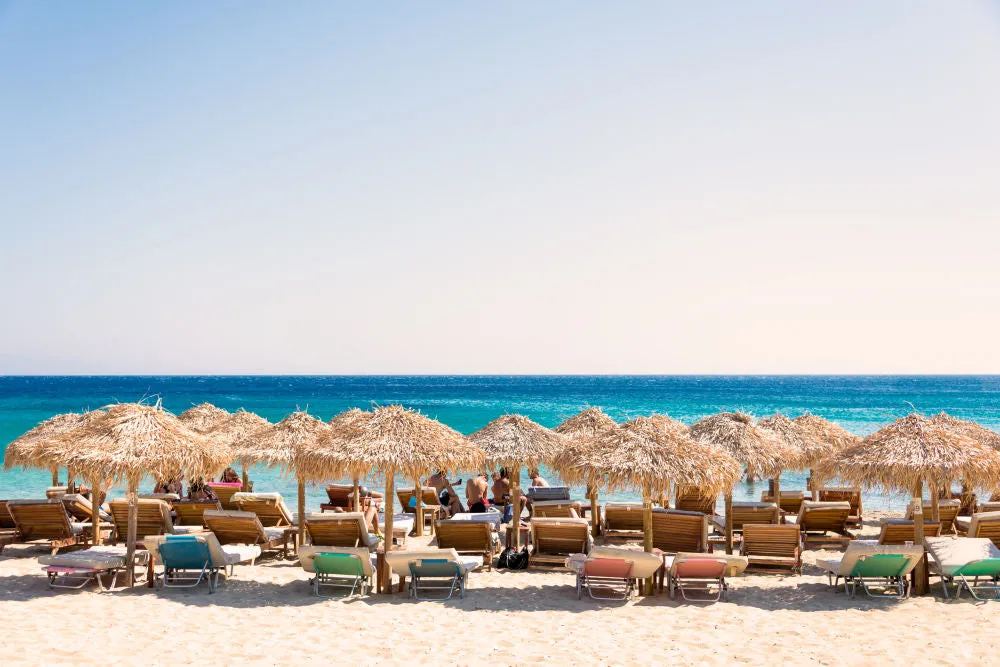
[1,2,999,374]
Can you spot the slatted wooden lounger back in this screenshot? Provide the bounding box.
[203,510,284,560]
[173,501,223,526]
[233,494,294,527]
[602,503,645,540]
[761,491,809,517]
[529,518,591,567]
[908,500,961,535]
[532,500,582,519]
[877,519,942,545]
[789,501,854,547]
[651,509,708,554]
[206,483,243,510]
[7,499,94,554]
[675,486,717,515]
[434,520,497,569]
[817,487,863,527]
[741,523,802,573]
[108,499,173,543]
[305,515,371,548]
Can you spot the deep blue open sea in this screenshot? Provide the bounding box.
[3,376,999,510]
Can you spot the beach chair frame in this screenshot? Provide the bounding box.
[156,537,220,593]
[845,554,910,599]
[669,557,729,602]
[575,558,635,601]
[312,552,370,598]
[408,559,465,600]
[45,565,120,592]
[945,558,1000,601]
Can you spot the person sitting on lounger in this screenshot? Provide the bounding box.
[154,477,184,495]
[429,471,464,516]
[466,473,489,513]
[187,478,218,502]
[219,467,241,484]
[529,470,550,487]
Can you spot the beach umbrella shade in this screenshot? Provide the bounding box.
[178,403,231,433]
[757,413,811,499]
[232,411,328,546]
[319,409,374,512]
[45,402,230,585]
[468,415,569,547]
[3,411,100,485]
[553,408,618,536]
[211,409,271,489]
[791,414,862,498]
[689,412,796,554]
[817,413,1000,594]
[294,405,482,593]
[575,416,742,594]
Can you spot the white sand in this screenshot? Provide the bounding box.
[2,512,999,666]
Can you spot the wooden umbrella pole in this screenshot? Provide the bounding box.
[382,475,394,594]
[809,468,819,501]
[353,477,361,513]
[51,468,59,486]
[414,477,423,537]
[511,466,521,549]
[241,465,249,491]
[125,482,139,586]
[912,480,928,595]
[724,491,734,555]
[587,484,599,538]
[642,486,654,596]
[90,476,102,546]
[929,481,941,523]
[297,477,306,547]
[773,474,782,505]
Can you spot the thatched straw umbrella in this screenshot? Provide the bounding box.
[295,405,481,593]
[233,411,328,545]
[792,414,861,499]
[178,403,230,433]
[553,408,618,536]
[928,413,1000,502]
[573,416,741,594]
[468,415,569,547]
[320,409,373,512]
[818,413,1000,594]
[3,411,98,486]
[758,413,810,500]
[45,403,230,584]
[689,412,795,554]
[211,409,270,489]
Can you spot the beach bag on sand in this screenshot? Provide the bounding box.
[498,547,529,570]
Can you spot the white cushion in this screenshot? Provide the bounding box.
[221,544,261,565]
[39,546,129,570]
[925,536,1000,576]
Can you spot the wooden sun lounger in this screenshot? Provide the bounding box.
[760,491,809,517]
[741,523,802,574]
[304,512,381,551]
[817,487,863,528]
[651,509,709,555]
[877,518,942,545]
[711,502,780,536]
[0,500,18,529]
[602,503,645,541]
[954,511,1000,547]
[675,486,717,515]
[434,520,499,570]
[532,500,583,519]
[108,499,196,543]
[60,494,112,523]
[7,499,108,555]
[206,483,244,510]
[172,501,223,527]
[203,509,290,560]
[786,501,854,548]
[321,484,356,512]
[232,493,296,527]
[907,499,960,535]
[529,518,592,568]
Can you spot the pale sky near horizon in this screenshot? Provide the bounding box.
[1,2,999,374]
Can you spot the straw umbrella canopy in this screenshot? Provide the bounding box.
[757,413,811,499]
[44,402,230,584]
[553,408,618,536]
[3,411,99,485]
[468,415,569,547]
[574,416,742,594]
[318,408,374,512]
[792,414,862,497]
[689,412,796,554]
[298,405,482,593]
[926,413,1000,505]
[232,411,328,545]
[178,403,230,433]
[212,409,271,489]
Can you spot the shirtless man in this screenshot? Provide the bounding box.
[491,469,511,505]
[429,471,464,515]
[465,473,489,513]
[529,470,550,487]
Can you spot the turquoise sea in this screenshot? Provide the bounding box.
[3,376,999,511]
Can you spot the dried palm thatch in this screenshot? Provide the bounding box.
[210,409,270,448]
[554,407,617,440]
[3,411,102,472]
[468,414,568,469]
[819,413,1000,493]
[178,403,230,433]
[792,414,861,467]
[578,416,741,498]
[42,402,231,584]
[928,413,1000,451]
[232,411,326,469]
[689,412,793,481]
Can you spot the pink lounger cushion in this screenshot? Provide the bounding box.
[582,558,633,578]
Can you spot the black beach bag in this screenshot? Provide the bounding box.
[498,546,529,570]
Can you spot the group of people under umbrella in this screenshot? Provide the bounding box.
[6,399,1000,596]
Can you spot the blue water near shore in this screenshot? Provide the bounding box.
[2,376,999,511]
